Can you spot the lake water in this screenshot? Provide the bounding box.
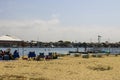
[0,47,120,56]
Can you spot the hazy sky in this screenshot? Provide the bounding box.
[0,0,120,42]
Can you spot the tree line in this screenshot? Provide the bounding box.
[23,40,120,48]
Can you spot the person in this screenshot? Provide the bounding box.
[0,50,3,60]
[3,48,13,60]
[36,53,45,61]
[3,51,10,60]
[53,52,58,59]
[0,50,3,55]
[5,48,11,55]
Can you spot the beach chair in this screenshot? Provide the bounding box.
[39,53,45,58]
[45,52,53,60]
[0,55,3,60]
[45,55,51,60]
[28,51,36,60]
[3,54,10,60]
[48,52,53,59]
[13,50,20,59]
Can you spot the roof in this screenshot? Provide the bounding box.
[0,35,22,41]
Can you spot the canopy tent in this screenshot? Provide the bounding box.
[0,35,22,41]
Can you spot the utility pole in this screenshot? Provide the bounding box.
[98,35,101,44]
[97,35,102,53]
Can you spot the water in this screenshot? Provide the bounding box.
[0,48,84,56]
[0,47,120,56]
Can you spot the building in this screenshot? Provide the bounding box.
[0,35,23,47]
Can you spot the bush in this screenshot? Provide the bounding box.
[91,54,96,57]
[74,54,80,57]
[115,54,118,57]
[96,54,102,58]
[82,54,89,58]
[91,54,102,58]
[106,53,110,56]
[58,54,66,57]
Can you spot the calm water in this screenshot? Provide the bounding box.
[0,47,120,56]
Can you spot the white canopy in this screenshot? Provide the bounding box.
[0,35,22,41]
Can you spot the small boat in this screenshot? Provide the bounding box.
[87,48,110,53]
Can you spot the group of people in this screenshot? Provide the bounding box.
[0,48,58,61]
[0,49,20,60]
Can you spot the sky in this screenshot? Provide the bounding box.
[0,0,120,42]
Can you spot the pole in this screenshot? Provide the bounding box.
[98,35,101,44]
[97,35,102,53]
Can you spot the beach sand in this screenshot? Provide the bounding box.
[0,55,120,80]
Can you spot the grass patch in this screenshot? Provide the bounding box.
[4,65,15,68]
[81,54,89,58]
[88,65,113,71]
[29,77,50,80]
[0,75,26,80]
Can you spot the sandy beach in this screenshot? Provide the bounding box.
[0,55,120,80]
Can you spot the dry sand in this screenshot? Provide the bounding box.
[0,55,120,80]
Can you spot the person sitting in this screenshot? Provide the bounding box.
[0,54,3,60]
[0,50,4,56]
[36,53,45,61]
[3,49,11,60]
[0,50,3,60]
[52,52,58,59]
[3,53,10,60]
